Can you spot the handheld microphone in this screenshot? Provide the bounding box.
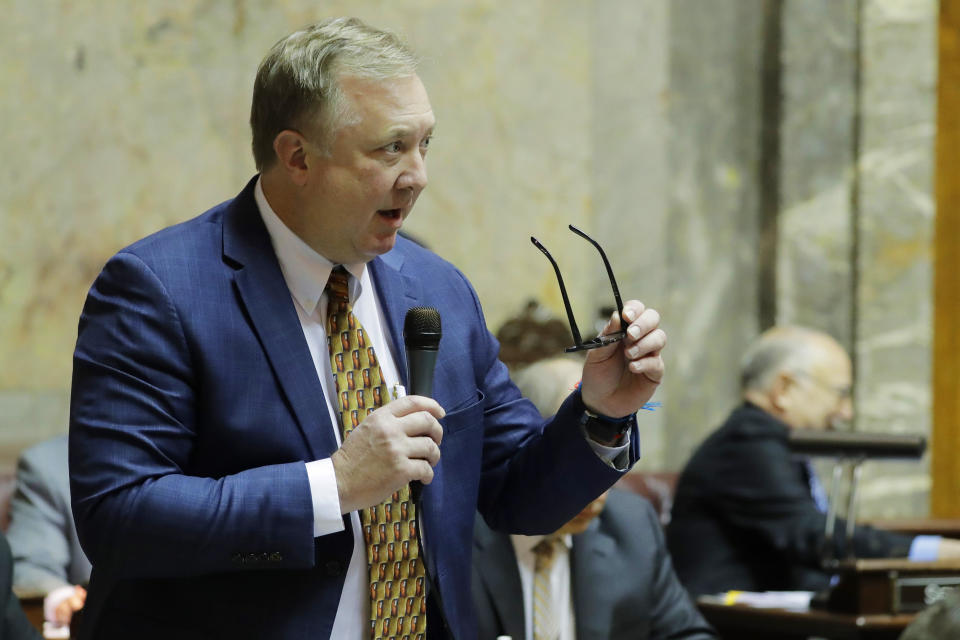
[403,307,442,502]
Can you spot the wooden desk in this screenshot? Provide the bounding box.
[698,598,914,640]
[821,558,960,614]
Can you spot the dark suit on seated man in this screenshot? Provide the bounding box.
[667,326,960,597]
[472,358,715,640]
[898,589,960,640]
[472,489,716,640]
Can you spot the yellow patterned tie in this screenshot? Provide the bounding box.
[325,267,427,640]
[532,537,562,640]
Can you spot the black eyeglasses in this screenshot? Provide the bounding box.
[531,225,625,352]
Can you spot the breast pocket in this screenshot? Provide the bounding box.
[440,390,485,435]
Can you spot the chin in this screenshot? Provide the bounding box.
[369,234,399,255]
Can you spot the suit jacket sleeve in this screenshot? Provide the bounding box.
[8,437,89,594]
[452,267,640,537]
[70,251,315,580]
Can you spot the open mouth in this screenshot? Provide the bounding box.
[378,208,402,220]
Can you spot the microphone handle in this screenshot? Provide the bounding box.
[406,349,438,397]
[405,348,438,503]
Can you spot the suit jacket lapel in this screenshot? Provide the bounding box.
[221,177,335,460]
[474,525,526,640]
[369,248,418,388]
[572,520,615,637]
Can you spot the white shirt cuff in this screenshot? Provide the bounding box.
[580,423,632,469]
[305,459,346,537]
[908,535,941,562]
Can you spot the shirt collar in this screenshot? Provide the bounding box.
[254,177,367,313]
[511,532,573,555]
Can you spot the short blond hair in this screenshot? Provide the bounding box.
[249,17,419,170]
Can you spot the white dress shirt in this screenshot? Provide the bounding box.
[256,179,404,638]
[511,533,577,640]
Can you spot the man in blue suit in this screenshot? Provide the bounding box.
[69,17,666,640]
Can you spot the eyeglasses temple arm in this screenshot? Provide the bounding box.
[568,225,625,325]
[530,236,583,347]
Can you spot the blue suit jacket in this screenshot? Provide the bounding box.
[69,176,639,639]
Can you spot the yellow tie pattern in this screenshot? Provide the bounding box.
[325,267,427,640]
[532,537,562,640]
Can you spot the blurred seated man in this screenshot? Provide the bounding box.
[472,357,717,640]
[7,436,90,629]
[1,531,42,639]
[899,589,960,640]
[494,299,574,372]
[667,326,960,597]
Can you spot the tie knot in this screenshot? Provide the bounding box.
[326,266,351,305]
[532,536,561,567]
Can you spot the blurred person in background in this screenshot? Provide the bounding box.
[898,590,960,640]
[472,353,714,640]
[7,436,89,631]
[667,326,960,597]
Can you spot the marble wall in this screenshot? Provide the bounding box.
[853,0,939,518]
[777,0,939,518]
[0,0,942,518]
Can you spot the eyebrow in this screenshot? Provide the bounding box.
[384,121,437,139]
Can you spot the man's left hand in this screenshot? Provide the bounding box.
[579,300,665,418]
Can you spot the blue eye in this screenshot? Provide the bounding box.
[420,136,432,149]
[385,141,403,153]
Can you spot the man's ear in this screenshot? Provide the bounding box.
[768,371,793,412]
[272,130,310,185]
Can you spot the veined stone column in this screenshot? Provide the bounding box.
[855,0,938,518]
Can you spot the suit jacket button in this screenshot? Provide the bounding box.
[269,552,283,562]
[325,560,343,576]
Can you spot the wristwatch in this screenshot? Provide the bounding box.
[580,407,635,446]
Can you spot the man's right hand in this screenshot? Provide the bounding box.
[331,395,445,513]
[46,584,86,627]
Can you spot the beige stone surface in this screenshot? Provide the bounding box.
[0,0,595,400]
[853,0,938,518]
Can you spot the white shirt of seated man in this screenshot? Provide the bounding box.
[510,492,608,640]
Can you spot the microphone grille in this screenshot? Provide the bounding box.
[404,306,442,349]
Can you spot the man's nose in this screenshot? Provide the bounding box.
[396,150,428,192]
